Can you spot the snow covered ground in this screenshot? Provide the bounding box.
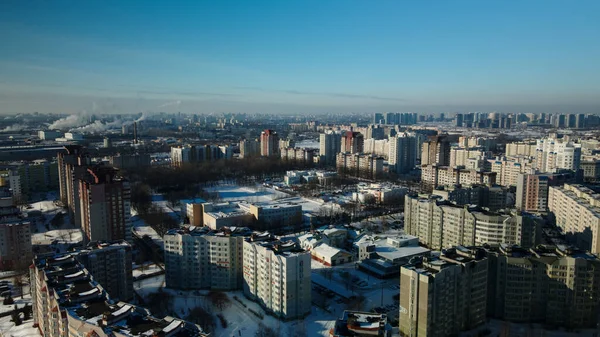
[31,229,83,246]
[0,316,40,337]
[132,263,162,278]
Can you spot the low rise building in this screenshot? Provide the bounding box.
[357,235,430,278]
[202,202,255,229]
[330,311,392,337]
[311,243,353,266]
[239,200,303,230]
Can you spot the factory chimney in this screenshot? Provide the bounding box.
[133,122,138,144]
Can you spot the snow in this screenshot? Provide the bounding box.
[31,229,83,246]
[312,273,355,299]
[0,294,32,315]
[132,263,162,278]
[0,315,40,337]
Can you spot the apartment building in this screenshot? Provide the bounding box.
[421,135,451,166]
[260,129,280,157]
[388,133,417,174]
[0,189,31,271]
[581,160,600,182]
[31,253,208,337]
[336,152,384,180]
[487,244,600,330]
[404,195,541,250]
[449,147,489,167]
[432,184,511,211]
[421,164,496,188]
[280,147,316,163]
[458,136,497,151]
[363,138,389,158]
[239,139,261,158]
[164,226,249,290]
[320,130,342,165]
[399,247,488,337]
[548,183,600,253]
[535,138,582,172]
[505,141,537,157]
[110,153,151,170]
[10,159,59,198]
[171,144,232,167]
[340,131,364,154]
[58,145,91,227]
[243,235,311,320]
[75,241,133,301]
[486,156,537,186]
[79,166,132,243]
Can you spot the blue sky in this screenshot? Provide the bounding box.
[0,0,599,114]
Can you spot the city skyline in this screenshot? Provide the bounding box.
[1,1,599,114]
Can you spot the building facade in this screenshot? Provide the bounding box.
[260,129,280,157]
[243,236,311,320]
[388,133,417,174]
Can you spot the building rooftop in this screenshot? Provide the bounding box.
[33,253,207,337]
[166,225,252,237]
[333,310,390,337]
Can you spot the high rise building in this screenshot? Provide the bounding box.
[548,183,600,253]
[319,130,342,165]
[0,189,31,271]
[340,131,364,154]
[365,124,385,140]
[388,133,417,174]
[373,112,385,124]
[243,235,311,320]
[515,173,549,212]
[487,244,600,330]
[75,241,133,301]
[240,139,261,158]
[421,135,451,166]
[31,253,208,337]
[164,226,248,290]
[78,166,132,243]
[535,137,582,172]
[336,153,384,179]
[400,247,488,337]
[455,113,464,127]
[260,129,280,157]
[58,146,90,227]
[404,195,541,250]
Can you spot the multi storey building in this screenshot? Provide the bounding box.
[432,184,511,211]
[388,133,417,174]
[0,190,30,270]
[363,138,389,158]
[399,247,488,337]
[336,152,384,180]
[110,154,151,170]
[239,200,303,230]
[79,166,132,243]
[171,144,232,167]
[505,141,537,157]
[260,129,280,157]
[164,226,249,290]
[31,253,207,337]
[58,145,90,227]
[320,130,342,165]
[581,160,600,182]
[280,147,316,163]
[75,241,133,301]
[365,124,385,140]
[239,139,260,158]
[243,235,311,320]
[340,131,364,154]
[404,195,541,250]
[449,147,489,167]
[9,159,59,199]
[548,183,600,253]
[487,244,600,330]
[421,135,451,166]
[535,137,582,172]
[421,165,496,188]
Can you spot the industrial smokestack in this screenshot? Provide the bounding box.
[133,122,138,144]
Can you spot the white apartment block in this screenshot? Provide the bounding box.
[388,133,417,174]
[404,195,540,250]
[505,141,537,157]
[449,147,489,167]
[421,165,496,188]
[363,138,389,158]
[548,184,600,253]
[487,156,536,186]
[243,237,311,320]
[535,138,582,172]
[164,226,247,290]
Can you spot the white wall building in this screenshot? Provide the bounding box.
[243,236,311,320]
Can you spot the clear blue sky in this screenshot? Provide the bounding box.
[0,0,599,114]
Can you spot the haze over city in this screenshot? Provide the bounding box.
[1,0,599,114]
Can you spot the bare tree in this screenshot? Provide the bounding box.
[255,323,278,337]
[186,305,216,334]
[208,290,231,311]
